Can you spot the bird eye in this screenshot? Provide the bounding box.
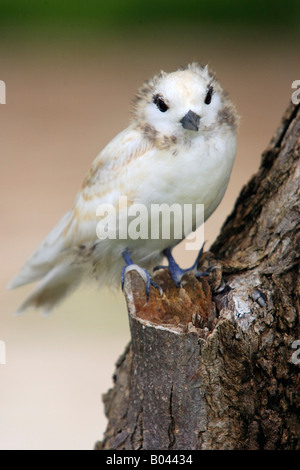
[153,94,168,112]
[204,85,213,105]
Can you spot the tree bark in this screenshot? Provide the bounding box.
[96,101,300,450]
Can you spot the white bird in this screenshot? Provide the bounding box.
[8,63,238,314]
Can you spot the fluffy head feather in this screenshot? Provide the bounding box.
[132,63,238,149]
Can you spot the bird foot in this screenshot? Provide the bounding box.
[154,243,211,286]
[121,249,163,301]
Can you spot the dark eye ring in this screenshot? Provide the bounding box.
[204,85,214,105]
[153,94,168,112]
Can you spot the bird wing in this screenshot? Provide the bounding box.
[8,126,154,289]
[62,125,155,247]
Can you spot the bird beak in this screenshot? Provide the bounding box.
[180,110,200,131]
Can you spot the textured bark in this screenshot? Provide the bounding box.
[96,101,300,450]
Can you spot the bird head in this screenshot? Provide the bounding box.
[132,63,238,146]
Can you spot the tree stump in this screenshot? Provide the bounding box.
[96,101,300,450]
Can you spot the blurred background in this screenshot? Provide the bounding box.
[0,0,299,450]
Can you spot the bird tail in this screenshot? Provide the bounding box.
[7,211,73,290]
[13,262,85,315]
[7,210,86,314]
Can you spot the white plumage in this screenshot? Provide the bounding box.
[8,63,238,314]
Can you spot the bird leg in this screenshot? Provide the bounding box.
[121,248,163,301]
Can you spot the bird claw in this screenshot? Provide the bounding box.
[153,264,168,272]
[194,270,210,279]
[121,249,163,301]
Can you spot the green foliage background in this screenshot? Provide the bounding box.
[0,0,298,37]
